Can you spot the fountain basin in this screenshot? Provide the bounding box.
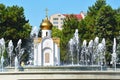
[5,65,107,72]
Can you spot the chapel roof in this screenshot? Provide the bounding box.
[40,9,53,30]
[40,17,53,30]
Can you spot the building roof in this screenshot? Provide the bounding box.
[74,14,83,19]
[40,17,53,30]
[63,13,84,20]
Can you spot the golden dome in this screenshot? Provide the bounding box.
[40,17,53,30]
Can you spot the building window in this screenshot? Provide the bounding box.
[53,18,58,20]
[53,22,58,24]
[61,18,64,20]
[45,53,49,63]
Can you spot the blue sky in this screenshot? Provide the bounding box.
[0,0,120,27]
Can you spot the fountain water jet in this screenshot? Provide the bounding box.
[68,31,107,70]
[93,37,99,65]
[97,43,104,70]
[1,56,4,72]
[80,40,88,65]
[7,40,14,67]
[15,39,24,68]
[74,29,80,64]
[88,40,93,65]
[69,39,74,65]
[68,29,80,65]
[111,38,117,71]
[0,38,5,71]
[15,56,19,71]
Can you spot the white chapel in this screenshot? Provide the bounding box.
[33,14,60,66]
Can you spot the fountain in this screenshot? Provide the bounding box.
[67,29,108,71]
[15,39,24,67]
[0,29,118,79]
[68,29,80,65]
[69,39,74,65]
[88,40,93,65]
[1,55,4,72]
[73,29,80,64]
[0,36,118,80]
[111,38,117,71]
[7,40,14,67]
[97,42,105,70]
[80,40,88,65]
[5,39,25,71]
[93,37,99,65]
[0,38,5,71]
[14,56,19,71]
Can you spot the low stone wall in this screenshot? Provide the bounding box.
[0,71,120,80]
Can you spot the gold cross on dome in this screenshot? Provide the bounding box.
[45,8,48,17]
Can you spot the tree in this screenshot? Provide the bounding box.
[86,0,106,29]
[94,5,120,64]
[78,19,94,41]
[95,5,118,51]
[0,4,32,46]
[87,0,106,16]
[115,8,120,31]
[75,0,107,43]
[52,26,62,38]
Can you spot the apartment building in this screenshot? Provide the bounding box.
[49,12,85,30]
[49,13,65,30]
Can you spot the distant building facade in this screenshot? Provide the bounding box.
[49,12,85,30]
[49,13,65,30]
